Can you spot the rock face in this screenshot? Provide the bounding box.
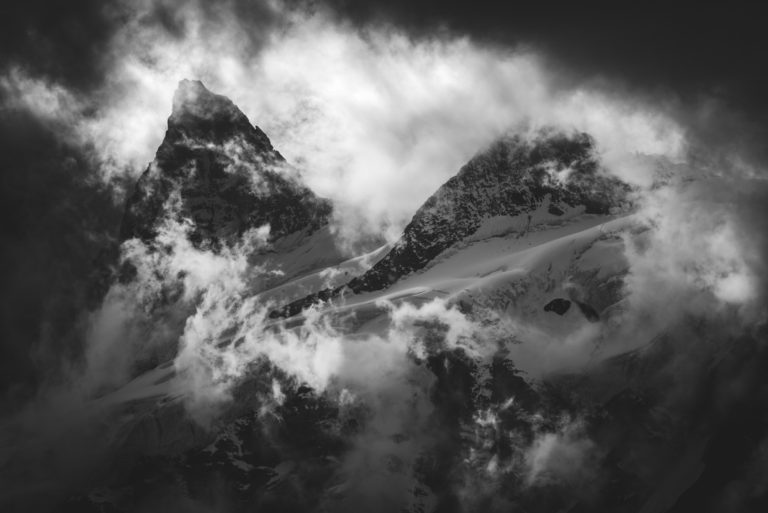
[120,79,331,247]
[274,130,629,317]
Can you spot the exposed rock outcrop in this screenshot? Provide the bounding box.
[544,298,572,315]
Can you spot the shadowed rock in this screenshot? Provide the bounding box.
[575,300,600,322]
[544,298,572,315]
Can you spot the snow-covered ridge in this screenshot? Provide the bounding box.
[273,129,630,318]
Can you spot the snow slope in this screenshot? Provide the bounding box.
[90,209,631,406]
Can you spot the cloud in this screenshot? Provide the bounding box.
[523,416,597,487]
[0,68,82,122]
[82,206,272,395]
[1,0,685,240]
[621,175,767,336]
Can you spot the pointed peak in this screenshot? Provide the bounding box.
[169,79,246,127]
[173,79,210,105]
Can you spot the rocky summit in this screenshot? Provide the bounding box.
[120,79,331,247]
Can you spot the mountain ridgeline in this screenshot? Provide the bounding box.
[120,80,331,248]
[115,80,629,316]
[271,131,630,318]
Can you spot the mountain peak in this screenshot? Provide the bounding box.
[120,81,331,245]
[169,79,246,127]
[175,78,207,97]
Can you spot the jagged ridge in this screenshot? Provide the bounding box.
[272,130,629,318]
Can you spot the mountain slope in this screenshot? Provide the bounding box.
[273,130,629,317]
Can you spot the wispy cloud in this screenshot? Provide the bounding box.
[1,1,686,239]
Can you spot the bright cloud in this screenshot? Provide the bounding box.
[1,1,686,242]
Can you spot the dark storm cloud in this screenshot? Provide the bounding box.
[0,106,124,412]
[0,0,120,91]
[0,0,283,92]
[0,0,115,410]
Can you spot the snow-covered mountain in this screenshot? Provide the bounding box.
[4,82,761,513]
